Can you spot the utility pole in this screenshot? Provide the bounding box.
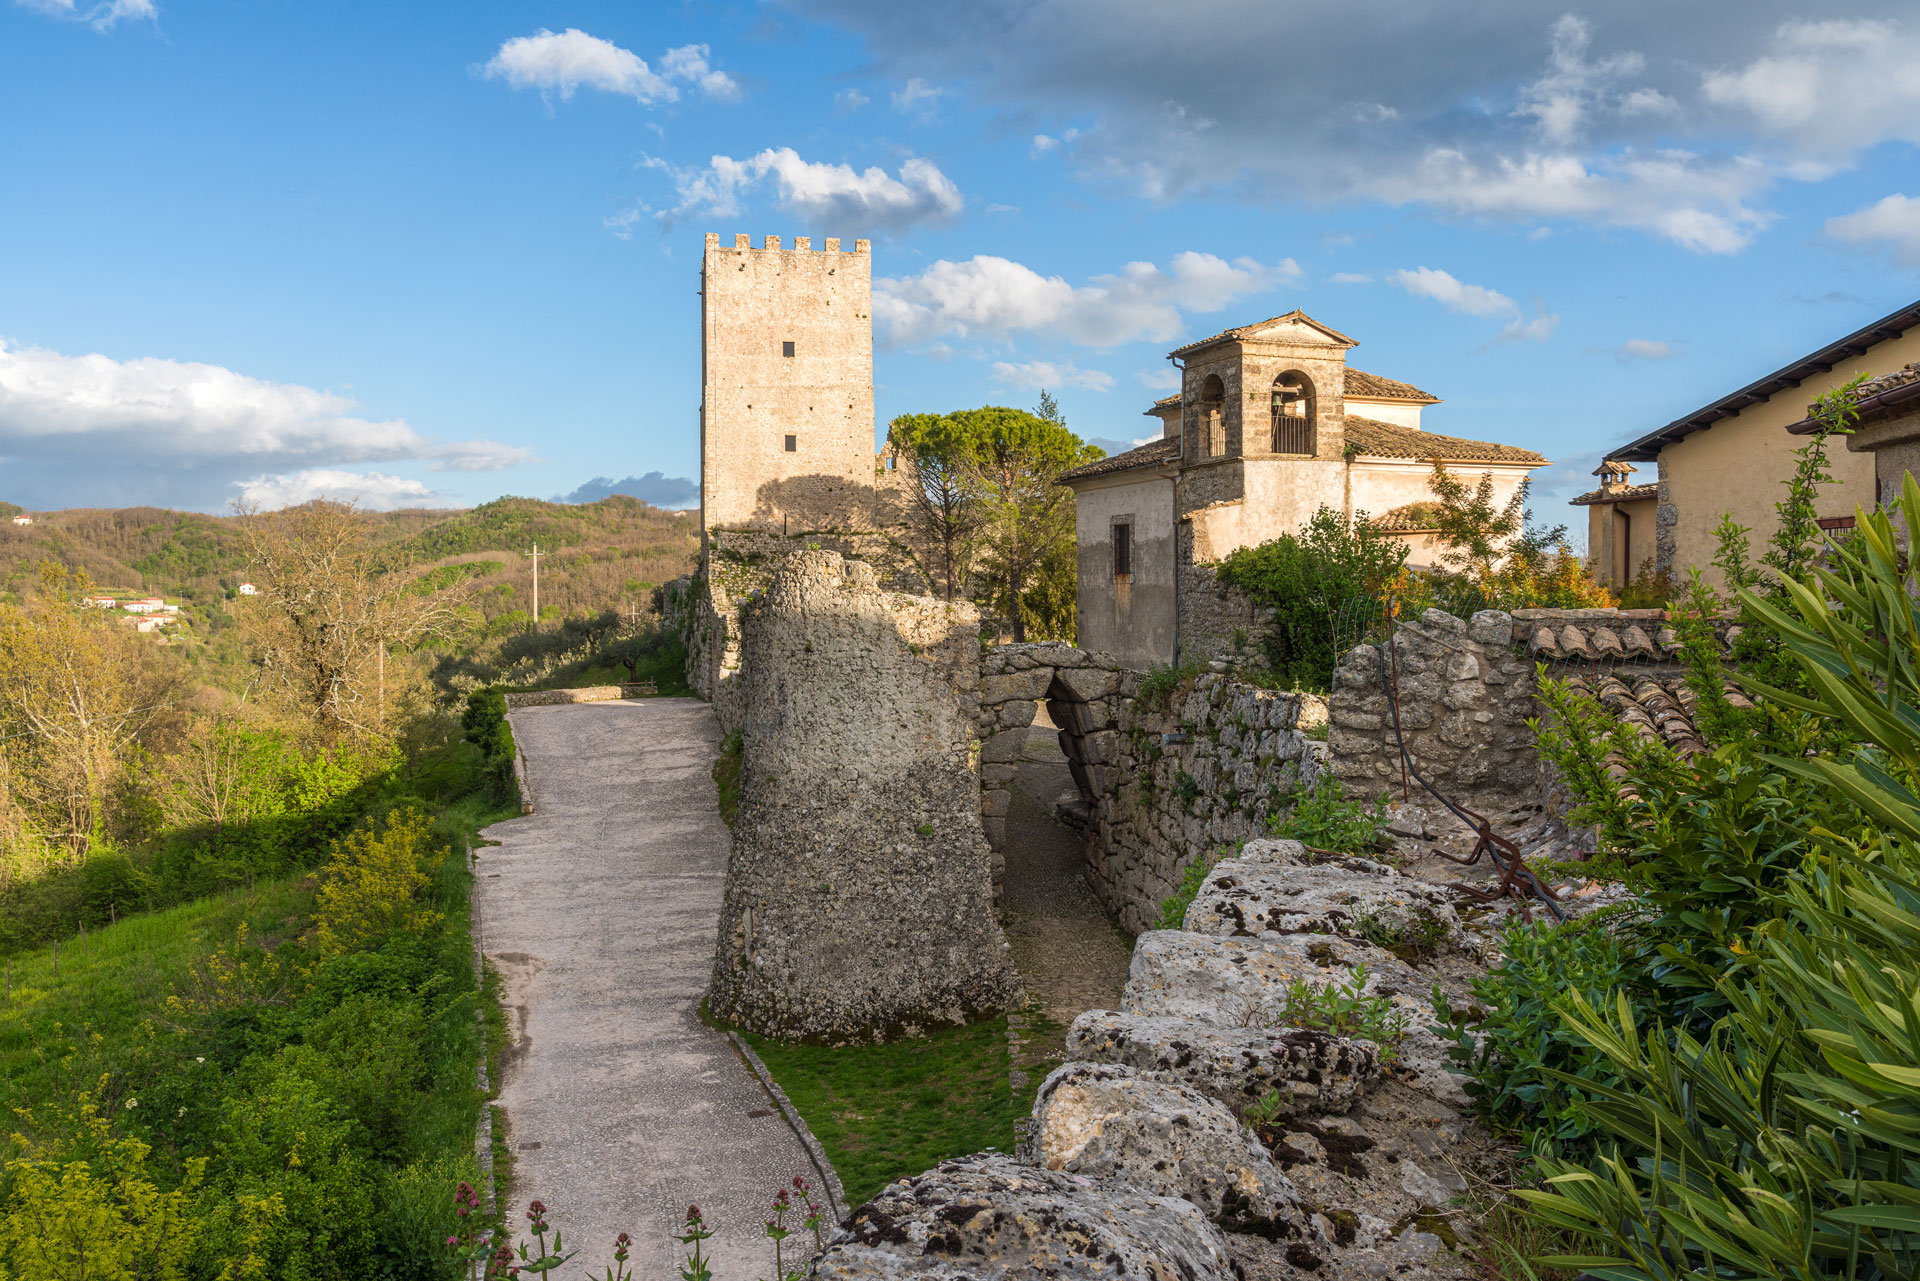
[530,542,541,633]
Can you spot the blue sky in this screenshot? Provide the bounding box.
[4,1,1919,530]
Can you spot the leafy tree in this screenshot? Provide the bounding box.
[235,501,460,742]
[1427,464,1526,580]
[961,405,1101,642]
[1421,464,1612,609]
[0,563,177,863]
[887,412,986,602]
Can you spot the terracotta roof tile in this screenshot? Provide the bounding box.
[1057,436,1181,484]
[1343,416,1547,464]
[1344,369,1438,403]
[1370,502,1442,532]
[1570,482,1658,505]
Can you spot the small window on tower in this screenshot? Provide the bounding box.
[1113,521,1132,579]
[784,435,797,452]
[782,341,795,357]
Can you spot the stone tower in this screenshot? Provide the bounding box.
[700,233,875,540]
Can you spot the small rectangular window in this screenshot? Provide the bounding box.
[782,341,795,357]
[784,434,797,452]
[1113,521,1132,578]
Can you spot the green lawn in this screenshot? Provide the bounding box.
[741,1016,1033,1205]
[0,877,315,1121]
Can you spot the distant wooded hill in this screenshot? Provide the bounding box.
[0,496,700,622]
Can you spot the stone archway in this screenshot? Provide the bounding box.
[976,643,1127,866]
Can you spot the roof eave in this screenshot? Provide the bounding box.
[1614,298,1920,460]
[1785,376,1920,434]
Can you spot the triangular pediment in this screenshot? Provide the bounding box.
[1237,311,1358,348]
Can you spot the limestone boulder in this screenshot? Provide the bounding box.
[813,1152,1237,1281]
[1182,859,1468,958]
[1032,1062,1306,1238]
[1064,1009,1381,1116]
[1122,931,1464,1105]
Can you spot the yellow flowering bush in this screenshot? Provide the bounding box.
[311,806,443,956]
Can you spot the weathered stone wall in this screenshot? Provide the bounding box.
[1327,604,1732,798]
[976,643,1320,936]
[1328,608,1537,797]
[708,550,1019,1042]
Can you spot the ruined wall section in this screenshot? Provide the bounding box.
[702,233,875,537]
[708,550,1019,1042]
[976,644,1320,936]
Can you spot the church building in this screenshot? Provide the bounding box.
[1059,312,1548,669]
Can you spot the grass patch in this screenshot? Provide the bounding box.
[740,1016,1025,1205]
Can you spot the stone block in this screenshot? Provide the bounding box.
[1066,1009,1381,1116]
[1182,858,1466,952]
[980,789,1012,819]
[1467,610,1513,647]
[1332,707,1383,730]
[1032,1062,1307,1236]
[1442,680,1482,711]
[813,1153,1239,1281]
[980,727,1029,764]
[1080,729,1122,766]
[980,763,1018,787]
[996,701,1039,730]
[980,670,1050,704]
[1055,665,1120,701]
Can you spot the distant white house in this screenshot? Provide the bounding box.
[237,583,258,596]
[124,598,168,614]
[82,596,117,608]
[9,515,30,526]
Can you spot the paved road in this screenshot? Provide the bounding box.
[478,699,821,1281]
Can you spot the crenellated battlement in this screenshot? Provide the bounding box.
[704,232,870,254]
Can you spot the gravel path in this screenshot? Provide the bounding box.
[999,711,1136,1063]
[477,699,819,1281]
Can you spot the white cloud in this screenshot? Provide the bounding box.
[1827,193,1920,266]
[1514,16,1651,145]
[875,251,1300,348]
[236,469,440,512]
[15,0,153,29]
[482,30,739,105]
[653,147,963,233]
[1493,304,1559,344]
[1617,338,1676,361]
[891,77,944,119]
[1390,267,1515,317]
[1373,148,1770,254]
[0,339,528,506]
[834,88,869,112]
[1135,368,1182,392]
[991,360,1114,392]
[1703,20,1920,157]
[985,203,1020,215]
[1329,272,1372,284]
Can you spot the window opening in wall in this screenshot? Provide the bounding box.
[1271,371,1316,455]
[782,341,795,357]
[784,435,797,452]
[1197,374,1226,459]
[1113,521,1132,579]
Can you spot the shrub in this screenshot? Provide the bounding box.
[1156,847,1226,929]
[1136,660,1203,712]
[312,807,444,956]
[1216,508,1408,690]
[1513,475,1920,1278]
[1266,774,1389,853]
[460,689,517,806]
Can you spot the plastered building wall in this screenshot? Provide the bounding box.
[1073,472,1178,668]
[701,232,875,537]
[1652,327,1920,587]
[1347,459,1532,523]
[1587,498,1659,587]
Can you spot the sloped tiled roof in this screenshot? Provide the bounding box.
[1371,502,1442,532]
[1058,436,1181,484]
[1344,369,1438,403]
[1344,416,1547,464]
[1787,360,1920,434]
[1143,394,1182,417]
[1570,482,1658,505]
[1168,310,1359,359]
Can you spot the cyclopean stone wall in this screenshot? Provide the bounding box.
[707,550,1020,1043]
[1327,609,1537,796]
[1326,605,1739,798]
[977,643,1321,935]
